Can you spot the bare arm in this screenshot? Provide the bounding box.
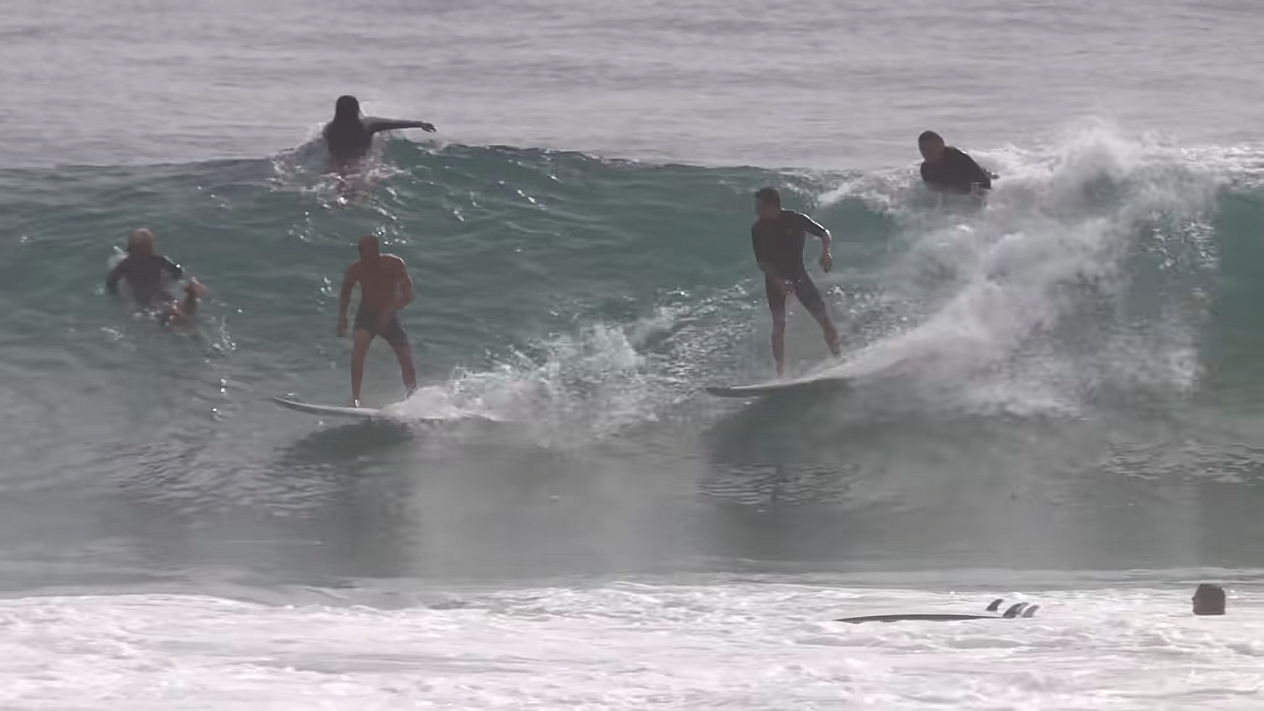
[365,117,436,134]
[337,265,358,336]
[388,257,415,313]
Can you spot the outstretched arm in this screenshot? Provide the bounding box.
[337,266,357,337]
[365,117,436,134]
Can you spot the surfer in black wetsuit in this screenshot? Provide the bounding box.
[106,229,184,307]
[323,95,437,173]
[918,130,995,195]
[751,187,842,377]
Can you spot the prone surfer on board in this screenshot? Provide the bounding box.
[323,95,436,174]
[336,235,418,407]
[751,188,842,377]
[918,130,995,196]
[106,228,184,307]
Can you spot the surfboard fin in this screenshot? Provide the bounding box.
[1003,602,1028,618]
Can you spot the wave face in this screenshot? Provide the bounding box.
[3,127,1264,586]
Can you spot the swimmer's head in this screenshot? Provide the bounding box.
[357,234,380,260]
[1193,583,1226,616]
[919,130,946,162]
[754,187,781,221]
[335,95,361,121]
[127,228,155,256]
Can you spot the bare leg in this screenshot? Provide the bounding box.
[351,329,373,407]
[390,340,418,396]
[808,307,842,357]
[771,314,786,378]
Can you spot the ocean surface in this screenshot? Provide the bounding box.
[3,0,1264,707]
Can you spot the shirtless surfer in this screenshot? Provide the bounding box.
[323,95,436,173]
[106,229,184,307]
[336,235,418,407]
[750,188,842,377]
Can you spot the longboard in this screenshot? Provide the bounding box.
[705,373,851,398]
[272,396,385,419]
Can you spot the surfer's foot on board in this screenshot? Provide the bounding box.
[826,332,842,357]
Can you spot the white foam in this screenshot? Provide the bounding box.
[389,315,689,444]
[1,582,1259,709]
[815,124,1220,416]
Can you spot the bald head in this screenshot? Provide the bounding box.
[358,235,380,260]
[127,228,155,256]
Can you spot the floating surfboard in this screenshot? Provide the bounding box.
[271,396,386,419]
[705,372,851,398]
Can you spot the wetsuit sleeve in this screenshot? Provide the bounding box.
[963,154,992,189]
[160,257,183,280]
[792,211,828,238]
[751,225,767,263]
[106,261,126,295]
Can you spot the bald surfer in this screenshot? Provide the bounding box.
[336,235,418,407]
[106,229,184,307]
[751,187,842,377]
[918,130,995,195]
[323,95,437,172]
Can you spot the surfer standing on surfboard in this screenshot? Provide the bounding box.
[750,187,842,377]
[336,235,418,407]
[323,95,437,174]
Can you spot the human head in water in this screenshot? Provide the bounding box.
[335,95,361,121]
[358,234,381,261]
[127,228,155,256]
[918,130,947,162]
[755,186,782,221]
[1192,583,1225,616]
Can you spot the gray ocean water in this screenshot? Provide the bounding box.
[4,0,1264,707]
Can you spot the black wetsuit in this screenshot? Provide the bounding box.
[323,117,433,167]
[106,254,182,306]
[921,147,992,193]
[750,210,828,316]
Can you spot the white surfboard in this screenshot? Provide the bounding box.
[272,396,385,419]
[705,372,852,398]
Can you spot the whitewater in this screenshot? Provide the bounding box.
[4,0,1264,707]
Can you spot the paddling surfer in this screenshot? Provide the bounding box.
[918,130,995,195]
[323,95,436,173]
[750,187,842,377]
[106,228,184,307]
[336,235,418,407]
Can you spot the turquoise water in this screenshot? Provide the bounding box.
[5,132,1264,588]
